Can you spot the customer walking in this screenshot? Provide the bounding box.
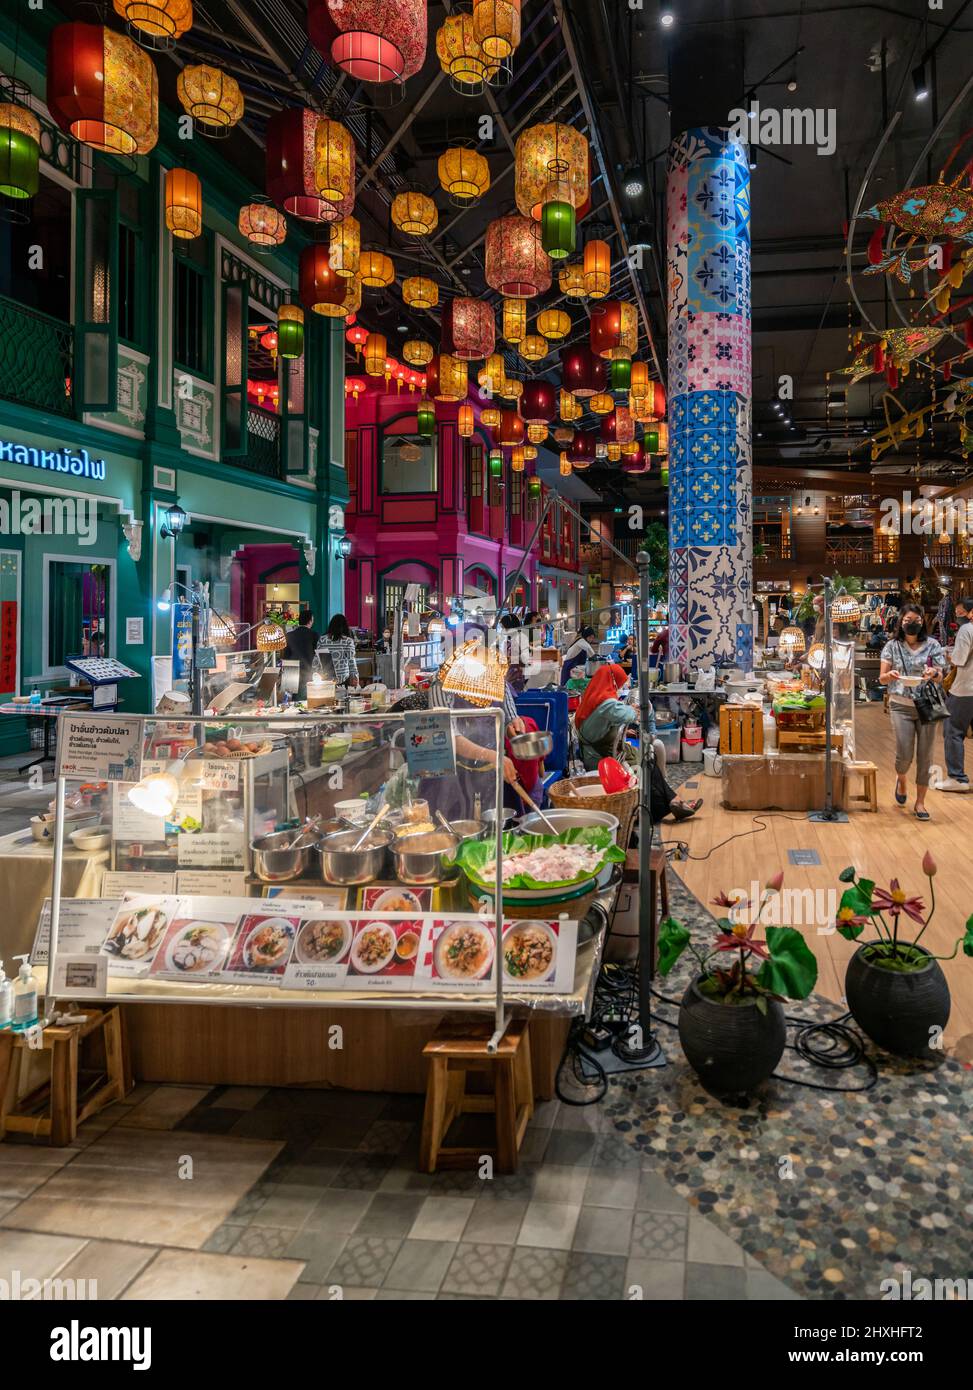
[942,595,973,788]
[879,604,947,819]
[316,613,360,687]
[284,610,320,698]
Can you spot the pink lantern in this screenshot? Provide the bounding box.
[442,296,496,360]
[309,0,427,84]
[485,214,553,297]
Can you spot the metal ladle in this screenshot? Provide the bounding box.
[351,802,390,852]
[513,782,559,835]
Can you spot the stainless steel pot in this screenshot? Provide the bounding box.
[448,819,489,843]
[391,831,459,886]
[517,807,620,842]
[315,828,391,885]
[251,830,319,883]
[507,729,554,760]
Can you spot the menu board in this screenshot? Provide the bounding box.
[102,872,176,899]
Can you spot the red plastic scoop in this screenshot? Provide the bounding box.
[598,757,630,794]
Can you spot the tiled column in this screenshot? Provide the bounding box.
[666,129,753,669]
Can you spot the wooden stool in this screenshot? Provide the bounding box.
[419,1018,533,1174]
[844,761,879,813]
[0,1007,130,1147]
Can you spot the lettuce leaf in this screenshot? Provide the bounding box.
[455,826,626,892]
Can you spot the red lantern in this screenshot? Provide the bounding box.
[601,405,635,445]
[560,345,606,399]
[519,381,556,426]
[568,429,596,465]
[621,445,649,474]
[493,409,526,447]
[299,244,345,315]
[485,214,553,298]
[346,323,369,354]
[309,0,428,84]
[442,297,496,360]
[47,23,158,156]
[266,107,353,223]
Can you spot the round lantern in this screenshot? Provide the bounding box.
[558,261,586,299]
[436,12,493,93]
[359,249,395,288]
[473,0,521,60]
[364,332,388,377]
[239,199,286,249]
[515,121,589,220]
[176,65,243,136]
[511,447,525,472]
[442,297,496,361]
[277,303,304,360]
[609,358,631,391]
[266,107,350,223]
[403,338,434,366]
[165,168,202,239]
[457,403,475,437]
[438,145,490,205]
[330,214,360,278]
[591,299,637,358]
[313,0,427,84]
[346,324,369,354]
[402,275,439,309]
[541,199,576,259]
[523,444,538,460]
[537,308,570,341]
[527,424,547,444]
[48,23,159,156]
[502,297,527,344]
[494,409,525,448]
[583,239,611,299]
[300,243,347,316]
[520,334,548,363]
[113,0,192,51]
[485,215,552,298]
[0,102,40,202]
[560,345,606,399]
[416,397,436,437]
[559,389,582,422]
[569,429,596,465]
[553,426,573,445]
[392,188,438,236]
[481,405,501,428]
[520,381,555,426]
[427,353,468,402]
[589,392,613,416]
[498,375,523,401]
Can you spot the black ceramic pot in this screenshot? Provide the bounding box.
[678,976,786,1094]
[845,942,950,1058]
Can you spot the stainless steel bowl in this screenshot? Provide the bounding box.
[448,818,489,842]
[507,729,554,760]
[517,807,620,843]
[315,828,391,885]
[391,831,459,886]
[251,830,319,883]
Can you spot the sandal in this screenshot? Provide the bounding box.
[894,787,907,806]
[669,799,702,822]
[914,809,930,821]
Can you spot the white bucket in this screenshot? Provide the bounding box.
[682,736,704,763]
[703,748,724,777]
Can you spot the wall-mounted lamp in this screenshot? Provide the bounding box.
[337,535,353,559]
[159,502,188,540]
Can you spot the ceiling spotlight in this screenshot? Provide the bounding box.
[660,6,675,27]
[912,64,929,101]
[622,164,647,199]
[787,79,798,93]
[749,146,758,171]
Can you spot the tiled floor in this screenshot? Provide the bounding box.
[0,1077,800,1301]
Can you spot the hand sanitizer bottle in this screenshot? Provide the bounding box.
[10,955,37,1032]
[0,961,11,1030]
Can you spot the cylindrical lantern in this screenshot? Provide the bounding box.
[479,353,506,394]
[427,353,468,402]
[457,403,475,437]
[435,12,493,92]
[537,307,570,340]
[473,0,521,58]
[442,297,496,360]
[489,449,504,479]
[416,397,436,436]
[315,117,356,212]
[402,275,439,308]
[481,405,501,428]
[312,0,428,83]
[523,444,538,460]
[569,429,596,465]
[591,299,637,358]
[266,107,350,222]
[438,145,490,204]
[494,409,525,447]
[589,392,613,415]
[558,261,586,299]
[609,358,632,391]
[392,188,438,236]
[300,243,348,316]
[527,475,542,499]
[330,214,360,277]
[0,103,40,202]
[515,121,589,220]
[583,239,611,299]
[485,214,552,297]
[403,338,434,366]
[113,0,192,50]
[364,332,388,376]
[277,304,305,360]
[511,447,525,472]
[527,424,547,444]
[607,442,621,461]
[520,380,556,426]
[165,168,202,239]
[520,334,548,363]
[48,23,159,156]
[542,200,576,259]
[239,199,286,249]
[560,344,606,399]
[560,454,572,476]
[502,297,527,344]
[176,65,243,136]
[359,249,395,288]
[499,375,522,400]
[560,389,582,422]
[601,405,635,445]
[630,360,650,399]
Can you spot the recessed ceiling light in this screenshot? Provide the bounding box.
[660,6,675,28]
[912,64,929,101]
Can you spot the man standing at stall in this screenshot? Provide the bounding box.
[942,595,973,789]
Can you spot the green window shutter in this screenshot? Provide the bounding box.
[221,278,248,457]
[75,187,118,412]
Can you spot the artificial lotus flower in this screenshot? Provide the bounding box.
[766,871,785,892]
[922,851,937,878]
[872,879,926,925]
[835,904,870,932]
[713,921,771,960]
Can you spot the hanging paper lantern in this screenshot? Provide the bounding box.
[503,298,527,344]
[606,442,621,462]
[438,145,490,205]
[478,353,505,393]
[427,353,468,402]
[560,345,606,399]
[330,214,360,278]
[559,261,586,299]
[457,403,475,437]
[590,299,636,358]
[559,454,572,477]
[416,397,436,436]
[515,122,589,221]
[621,446,649,475]
[609,358,632,391]
[589,392,614,415]
[403,338,434,366]
[489,449,505,479]
[527,475,542,498]
[176,65,243,136]
[601,405,635,445]
[300,243,347,316]
[436,12,494,93]
[402,275,439,309]
[553,426,573,445]
[340,275,363,318]
[267,108,345,222]
[569,429,596,465]
[0,103,40,202]
[523,444,538,460]
[392,189,438,236]
[537,308,570,341]
[48,23,159,156]
[238,199,286,249]
[560,388,582,422]
[473,0,521,60]
[631,376,665,420]
[630,360,650,399]
[527,424,547,444]
[311,0,428,83]
[511,447,525,472]
[481,405,501,428]
[315,118,356,213]
[520,334,548,363]
[499,375,523,400]
[485,214,552,297]
[260,329,279,353]
[583,239,611,299]
[442,297,496,360]
[346,323,369,354]
[113,0,192,51]
[541,199,576,259]
[520,381,555,426]
[277,303,304,360]
[344,376,365,400]
[359,249,395,288]
[494,409,526,447]
[364,332,388,376]
[165,168,202,239]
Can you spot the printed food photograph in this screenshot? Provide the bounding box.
[346,919,421,978]
[152,918,233,977]
[502,921,559,983]
[101,900,174,963]
[226,914,300,974]
[431,919,496,983]
[293,917,353,966]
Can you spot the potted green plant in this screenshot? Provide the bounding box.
[836,853,973,1057]
[657,875,818,1094]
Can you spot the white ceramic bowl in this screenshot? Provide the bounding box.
[70,828,111,852]
[335,798,368,823]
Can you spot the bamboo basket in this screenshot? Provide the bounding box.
[550,775,640,850]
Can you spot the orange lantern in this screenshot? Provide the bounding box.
[330,214,360,278]
[559,453,572,476]
[438,144,490,204]
[502,297,527,344]
[473,0,521,59]
[392,188,438,236]
[359,249,395,288]
[113,0,192,50]
[457,403,475,437]
[436,12,494,93]
[165,168,202,239]
[559,389,582,422]
[537,307,570,340]
[481,405,501,428]
[583,239,611,299]
[403,338,434,366]
[527,424,547,444]
[364,332,388,376]
[589,392,613,415]
[558,261,586,299]
[402,275,438,308]
[520,333,548,362]
[511,447,525,472]
[427,353,468,402]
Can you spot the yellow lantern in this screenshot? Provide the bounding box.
[630,360,650,400]
[559,260,586,299]
[364,332,388,376]
[481,405,501,428]
[559,453,572,476]
[403,338,434,366]
[436,12,494,92]
[392,189,438,236]
[359,249,395,288]
[502,297,527,344]
[402,275,439,308]
[457,403,475,437]
[523,444,538,460]
[238,200,286,248]
[176,64,243,135]
[589,392,613,415]
[499,375,522,401]
[330,214,360,278]
[607,442,621,462]
[432,353,468,402]
[537,307,570,340]
[514,121,589,220]
[511,447,525,472]
[438,144,490,204]
[114,0,192,50]
[527,424,547,444]
[560,389,582,421]
[479,353,506,394]
[473,0,521,59]
[583,239,611,299]
[165,167,201,239]
[315,118,355,210]
[520,333,548,362]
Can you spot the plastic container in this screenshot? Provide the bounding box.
[763,712,779,750]
[657,725,682,761]
[681,735,704,763]
[10,955,37,1032]
[0,961,11,1030]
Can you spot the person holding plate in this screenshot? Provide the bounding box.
[880,603,947,820]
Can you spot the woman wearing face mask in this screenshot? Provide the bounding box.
[880,603,947,820]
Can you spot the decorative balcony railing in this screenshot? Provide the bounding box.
[0,295,74,417]
[755,538,793,562]
[241,406,283,478]
[927,541,973,569]
[825,537,900,565]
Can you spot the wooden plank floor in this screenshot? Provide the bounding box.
[666,704,973,1044]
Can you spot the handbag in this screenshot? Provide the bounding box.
[943,665,957,693]
[913,680,950,724]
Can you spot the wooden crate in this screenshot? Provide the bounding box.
[720,705,764,755]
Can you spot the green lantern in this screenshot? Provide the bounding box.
[277,303,304,360]
[0,104,40,202]
[417,396,436,437]
[527,475,542,500]
[488,448,504,478]
[660,464,669,487]
[609,358,632,391]
[540,200,576,260]
[643,427,660,454]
